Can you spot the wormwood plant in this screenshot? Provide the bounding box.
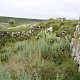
[0,62,12,80]
[56,74,64,80]
[0,33,80,80]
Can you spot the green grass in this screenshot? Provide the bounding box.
[0,18,79,80]
[0,16,44,23]
[0,32,79,80]
[0,26,32,32]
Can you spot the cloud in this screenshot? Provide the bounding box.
[0,0,80,19]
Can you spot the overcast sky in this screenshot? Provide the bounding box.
[0,0,80,19]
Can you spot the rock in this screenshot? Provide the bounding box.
[78,65,80,72]
[71,18,80,72]
[28,30,32,34]
[57,37,60,40]
[11,32,16,37]
[70,39,74,51]
[47,27,53,32]
[16,26,22,28]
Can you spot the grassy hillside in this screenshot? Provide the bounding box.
[0,18,80,80]
[0,16,44,23]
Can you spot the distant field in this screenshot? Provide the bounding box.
[0,16,44,23]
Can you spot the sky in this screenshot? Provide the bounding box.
[0,0,80,19]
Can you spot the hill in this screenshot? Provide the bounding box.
[0,16,44,23]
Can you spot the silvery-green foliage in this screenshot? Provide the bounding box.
[37,31,46,39]
[1,46,12,62]
[0,62,12,80]
[56,74,64,80]
[45,33,57,44]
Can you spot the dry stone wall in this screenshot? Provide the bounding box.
[70,23,80,72]
[0,26,41,39]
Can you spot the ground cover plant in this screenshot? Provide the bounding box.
[0,17,80,80]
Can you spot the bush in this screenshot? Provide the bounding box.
[0,62,12,80]
[42,38,70,63]
[52,24,61,32]
[0,37,79,80]
[56,25,76,37]
[0,17,80,80]
[8,19,15,27]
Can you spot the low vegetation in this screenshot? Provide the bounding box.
[0,16,43,23]
[0,17,79,80]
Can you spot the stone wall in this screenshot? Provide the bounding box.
[70,24,80,72]
[0,26,41,39]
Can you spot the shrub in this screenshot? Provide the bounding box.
[0,62,12,80]
[0,46,13,62]
[37,31,57,44]
[52,24,60,32]
[8,19,15,27]
[0,29,79,80]
[43,38,70,63]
